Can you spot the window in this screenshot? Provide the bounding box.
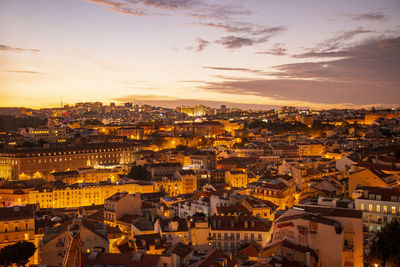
[369,204,373,212]
[377,225,381,231]
[376,205,380,213]
[236,233,240,240]
[392,206,396,214]
[369,225,374,231]
[251,233,254,241]
[383,206,388,213]
[258,234,262,241]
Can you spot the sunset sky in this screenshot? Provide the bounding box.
[0,0,399,109]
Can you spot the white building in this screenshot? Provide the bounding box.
[353,186,400,232]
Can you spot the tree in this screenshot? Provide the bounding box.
[0,241,36,266]
[128,165,149,180]
[368,220,400,267]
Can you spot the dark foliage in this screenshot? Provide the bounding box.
[128,165,149,180]
[0,241,36,266]
[0,115,47,131]
[368,220,400,266]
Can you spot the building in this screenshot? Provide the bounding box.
[0,143,139,180]
[19,127,68,143]
[39,218,109,267]
[155,218,190,245]
[241,197,278,220]
[116,127,144,140]
[353,186,400,232]
[297,143,325,157]
[272,205,363,267]
[208,215,272,253]
[0,205,37,264]
[348,168,398,196]
[174,170,197,194]
[104,191,142,227]
[146,162,182,180]
[225,171,248,188]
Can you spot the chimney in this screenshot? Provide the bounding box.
[306,252,311,266]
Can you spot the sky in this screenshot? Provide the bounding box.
[0,0,399,109]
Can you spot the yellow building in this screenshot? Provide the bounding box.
[0,183,154,208]
[225,171,248,188]
[153,178,183,197]
[0,205,38,264]
[297,143,325,157]
[349,168,397,197]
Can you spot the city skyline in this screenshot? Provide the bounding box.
[1,0,399,109]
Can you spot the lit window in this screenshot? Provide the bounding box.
[376,205,380,213]
[383,206,388,213]
[392,206,396,214]
[360,204,364,210]
[369,204,373,212]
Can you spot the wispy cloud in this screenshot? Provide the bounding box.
[0,44,40,53]
[85,0,250,20]
[195,22,285,35]
[4,70,42,74]
[349,12,386,21]
[294,27,372,58]
[203,66,262,73]
[198,36,400,106]
[186,38,210,51]
[215,35,271,49]
[256,43,287,56]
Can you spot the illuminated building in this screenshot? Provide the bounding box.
[174,121,224,137]
[176,105,207,117]
[348,168,397,196]
[104,191,142,228]
[116,127,144,140]
[0,205,38,264]
[272,205,363,267]
[39,218,109,267]
[19,127,67,143]
[0,143,139,180]
[208,216,272,252]
[174,170,197,194]
[353,186,400,232]
[225,171,248,188]
[0,181,154,208]
[297,143,325,157]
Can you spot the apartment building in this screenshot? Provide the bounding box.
[104,191,142,228]
[353,186,400,232]
[208,215,272,253]
[0,205,37,264]
[0,143,139,180]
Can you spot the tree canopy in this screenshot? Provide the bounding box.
[0,115,47,131]
[128,165,150,180]
[0,241,36,266]
[368,220,400,267]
